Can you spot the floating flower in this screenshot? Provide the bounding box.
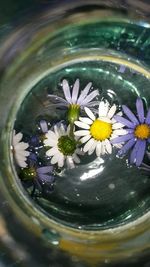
[12,131,30,168]
[44,123,82,168]
[48,79,99,123]
[111,98,150,166]
[62,79,99,108]
[74,100,125,156]
[20,165,54,182]
[20,165,55,195]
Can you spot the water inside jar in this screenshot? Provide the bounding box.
[13,20,150,230]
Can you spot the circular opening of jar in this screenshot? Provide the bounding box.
[1,6,150,234]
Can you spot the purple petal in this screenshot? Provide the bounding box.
[48,94,68,105]
[86,101,99,107]
[37,166,53,174]
[38,173,55,183]
[81,90,99,106]
[130,141,140,164]
[130,139,146,166]
[118,138,136,155]
[77,82,92,104]
[62,79,72,103]
[40,120,48,133]
[145,108,150,124]
[118,65,126,73]
[136,98,144,123]
[127,129,134,134]
[136,140,146,166]
[122,105,139,124]
[114,115,135,128]
[71,79,79,104]
[111,133,134,144]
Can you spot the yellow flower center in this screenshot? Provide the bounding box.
[134,124,150,139]
[90,119,112,141]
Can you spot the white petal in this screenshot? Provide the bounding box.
[59,124,66,135]
[76,148,84,155]
[17,150,30,157]
[80,134,91,144]
[107,104,117,118]
[71,79,79,104]
[110,133,119,139]
[84,107,95,120]
[98,116,112,123]
[46,147,58,157]
[15,153,26,162]
[15,142,29,150]
[88,140,97,155]
[79,117,93,125]
[58,155,65,167]
[112,122,124,129]
[73,154,80,164]
[44,138,57,147]
[96,142,102,157]
[101,141,106,155]
[77,82,92,104]
[18,160,27,168]
[62,79,72,103]
[13,132,22,145]
[15,155,27,168]
[104,139,112,154]
[83,138,95,153]
[113,129,127,136]
[51,154,59,164]
[99,101,109,117]
[74,121,90,129]
[46,130,57,141]
[74,130,90,137]
[111,118,116,124]
[66,156,75,169]
[54,125,61,137]
[113,143,123,149]
[117,111,123,116]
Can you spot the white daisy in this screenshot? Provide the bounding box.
[44,123,82,168]
[12,131,30,168]
[74,100,126,157]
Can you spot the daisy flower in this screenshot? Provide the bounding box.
[74,100,125,156]
[48,79,99,123]
[21,165,54,184]
[20,165,55,195]
[12,131,30,168]
[111,98,150,166]
[44,123,82,168]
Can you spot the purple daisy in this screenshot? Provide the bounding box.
[111,98,150,166]
[48,79,99,109]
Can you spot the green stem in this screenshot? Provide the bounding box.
[70,123,74,139]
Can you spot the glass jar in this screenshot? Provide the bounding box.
[0,1,150,266]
